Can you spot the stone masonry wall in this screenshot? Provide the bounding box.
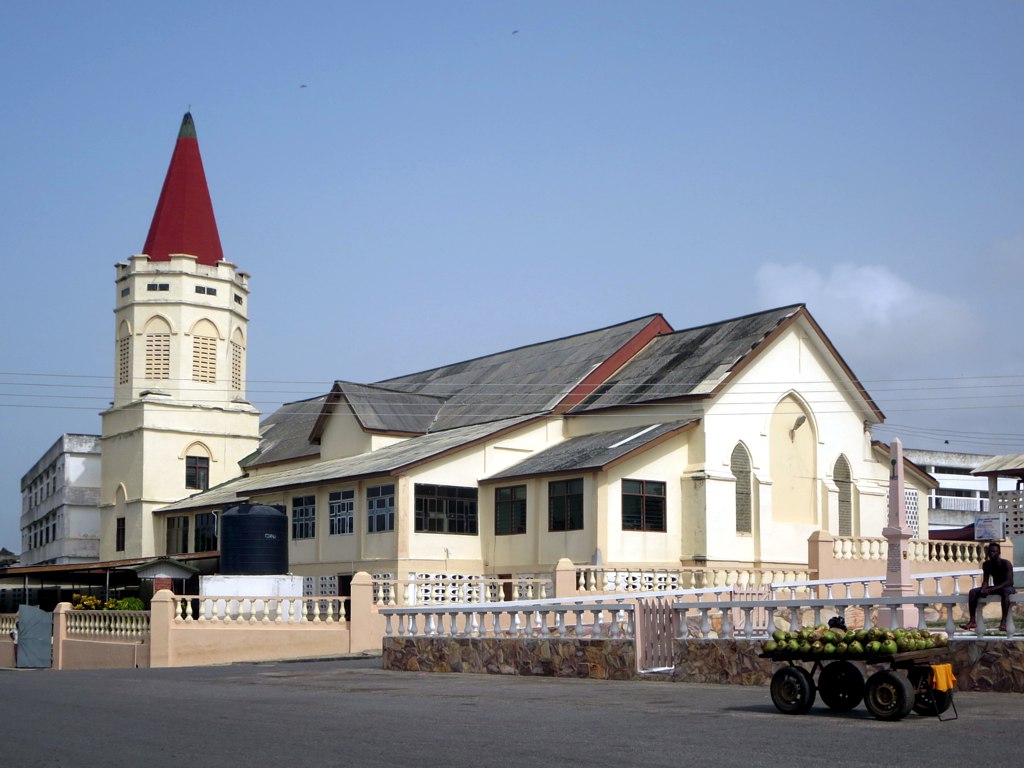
[383,637,635,679]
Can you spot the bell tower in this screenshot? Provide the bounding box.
[100,113,260,561]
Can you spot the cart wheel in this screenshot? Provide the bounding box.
[864,670,915,721]
[770,666,816,714]
[818,660,864,711]
[907,667,953,715]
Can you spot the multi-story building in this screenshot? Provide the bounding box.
[19,434,102,565]
[903,449,1016,531]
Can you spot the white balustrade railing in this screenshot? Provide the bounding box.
[574,566,811,593]
[382,600,635,640]
[771,566,1024,600]
[831,536,984,564]
[0,614,16,634]
[371,574,553,607]
[67,610,150,638]
[173,595,347,624]
[674,592,1023,641]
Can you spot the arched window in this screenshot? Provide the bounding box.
[143,316,172,380]
[732,443,753,534]
[834,455,853,536]
[117,320,131,386]
[191,319,219,383]
[769,395,816,525]
[184,443,212,491]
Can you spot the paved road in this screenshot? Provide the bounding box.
[1,658,1019,768]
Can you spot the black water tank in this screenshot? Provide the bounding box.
[219,503,288,575]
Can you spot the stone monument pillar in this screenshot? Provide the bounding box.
[881,438,918,626]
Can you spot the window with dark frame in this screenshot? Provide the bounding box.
[194,512,218,552]
[414,484,478,535]
[116,517,126,552]
[367,484,395,533]
[329,490,355,535]
[292,495,316,540]
[732,444,753,535]
[185,455,210,490]
[166,515,189,555]
[495,485,527,535]
[621,479,666,532]
[548,478,584,532]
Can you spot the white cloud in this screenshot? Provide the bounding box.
[754,262,980,373]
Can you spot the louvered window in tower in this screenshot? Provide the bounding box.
[144,333,171,379]
[231,340,243,390]
[117,335,131,385]
[192,335,217,383]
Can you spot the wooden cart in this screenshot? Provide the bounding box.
[760,648,954,721]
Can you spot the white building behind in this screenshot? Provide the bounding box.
[20,434,102,565]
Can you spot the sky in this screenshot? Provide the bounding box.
[2,2,1023,552]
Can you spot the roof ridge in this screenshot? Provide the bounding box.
[664,303,804,336]
[376,313,667,385]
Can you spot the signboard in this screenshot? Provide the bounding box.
[974,512,1006,542]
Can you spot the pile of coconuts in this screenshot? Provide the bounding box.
[762,625,948,657]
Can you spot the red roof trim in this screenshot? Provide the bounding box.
[554,314,673,413]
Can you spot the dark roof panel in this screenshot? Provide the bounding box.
[240,395,326,469]
[572,305,803,411]
[376,315,665,431]
[485,420,697,481]
[333,381,444,434]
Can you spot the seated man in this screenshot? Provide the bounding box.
[961,542,1016,633]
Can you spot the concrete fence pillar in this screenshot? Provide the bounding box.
[348,572,377,653]
[149,589,175,668]
[51,602,71,670]
[807,529,834,583]
[553,558,578,598]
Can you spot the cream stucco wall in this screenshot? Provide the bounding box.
[101,253,260,561]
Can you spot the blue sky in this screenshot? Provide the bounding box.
[2,2,1023,551]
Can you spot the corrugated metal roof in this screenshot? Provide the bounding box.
[571,305,802,411]
[485,420,697,481]
[332,381,445,433]
[376,315,664,431]
[240,395,326,469]
[973,453,1024,477]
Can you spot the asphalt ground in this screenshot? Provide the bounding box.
[1,657,1020,768]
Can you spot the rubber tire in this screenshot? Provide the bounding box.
[908,667,954,716]
[770,666,816,714]
[818,660,865,711]
[864,670,915,721]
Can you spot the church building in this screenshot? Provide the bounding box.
[19,113,936,589]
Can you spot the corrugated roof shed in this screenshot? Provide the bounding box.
[973,453,1024,478]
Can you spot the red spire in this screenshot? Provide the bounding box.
[142,112,224,265]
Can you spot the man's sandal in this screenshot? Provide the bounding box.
[960,622,976,630]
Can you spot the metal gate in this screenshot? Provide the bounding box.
[16,605,52,669]
[635,597,679,672]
